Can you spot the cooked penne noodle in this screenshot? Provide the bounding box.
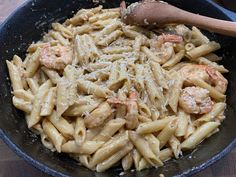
[93,118,126,141]
[89,132,129,168]
[162,50,185,68]
[97,30,123,46]
[74,25,93,36]
[26,78,39,95]
[49,31,70,46]
[12,96,32,113]
[122,152,133,171]
[63,98,103,117]
[129,131,163,166]
[78,155,91,169]
[138,102,152,117]
[157,119,177,148]
[168,136,182,159]
[175,110,189,137]
[159,148,173,162]
[134,64,145,91]
[132,149,141,169]
[89,11,120,23]
[168,71,183,112]
[40,87,56,116]
[56,77,77,118]
[52,22,73,39]
[184,118,196,139]
[42,119,65,152]
[28,80,52,128]
[186,42,220,59]
[13,89,34,102]
[95,20,121,41]
[181,122,220,150]
[204,53,222,62]
[61,140,104,154]
[133,35,143,59]
[138,158,151,171]
[103,46,132,54]
[144,70,166,110]
[192,26,210,45]
[41,66,61,84]
[64,65,83,81]
[47,111,74,138]
[141,46,161,63]
[84,102,113,128]
[149,61,168,89]
[40,132,55,151]
[96,142,133,172]
[194,102,226,125]
[77,79,112,98]
[137,116,173,134]
[92,19,113,29]
[25,49,40,77]
[144,134,161,157]
[185,43,195,51]
[6,60,23,91]
[74,117,86,146]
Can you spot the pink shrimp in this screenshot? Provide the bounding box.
[180,64,228,94]
[179,86,213,114]
[162,33,183,43]
[107,91,139,129]
[39,43,72,70]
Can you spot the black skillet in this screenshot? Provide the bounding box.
[0,0,236,177]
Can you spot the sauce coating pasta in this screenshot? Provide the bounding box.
[6,5,228,173]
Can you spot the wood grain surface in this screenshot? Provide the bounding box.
[0,0,235,177]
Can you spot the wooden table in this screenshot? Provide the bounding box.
[0,0,236,177]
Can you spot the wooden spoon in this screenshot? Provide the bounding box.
[120,1,236,37]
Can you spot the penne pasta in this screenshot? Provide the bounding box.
[40,87,56,116]
[181,122,220,150]
[27,80,52,128]
[7,5,229,172]
[84,102,113,128]
[47,111,74,138]
[122,152,133,171]
[157,119,177,148]
[42,119,65,152]
[93,118,126,141]
[74,117,86,146]
[13,89,34,102]
[186,42,220,59]
[137,116,173,134]
[96,142,133,172]
[61,140,104,154]
[6,60,23,91]
[129,131,163,167]
[89,132,129,168]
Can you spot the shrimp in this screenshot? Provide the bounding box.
[162,34,183,43]
[107,91,139,129]
[180,64,228,94]
[179,86,213,114]
[149,40,174,64]
[39,43,72,70]
[149,33,181,64]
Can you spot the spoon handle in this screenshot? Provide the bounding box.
[122,1,236,37]
[174,8,236,36]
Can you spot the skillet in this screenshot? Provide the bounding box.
[0,0,236,176]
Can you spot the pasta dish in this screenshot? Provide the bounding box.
[6,5,228,172]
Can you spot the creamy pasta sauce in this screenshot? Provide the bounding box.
[6,5,228,173]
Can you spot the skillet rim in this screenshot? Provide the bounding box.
[0,0,236,176]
